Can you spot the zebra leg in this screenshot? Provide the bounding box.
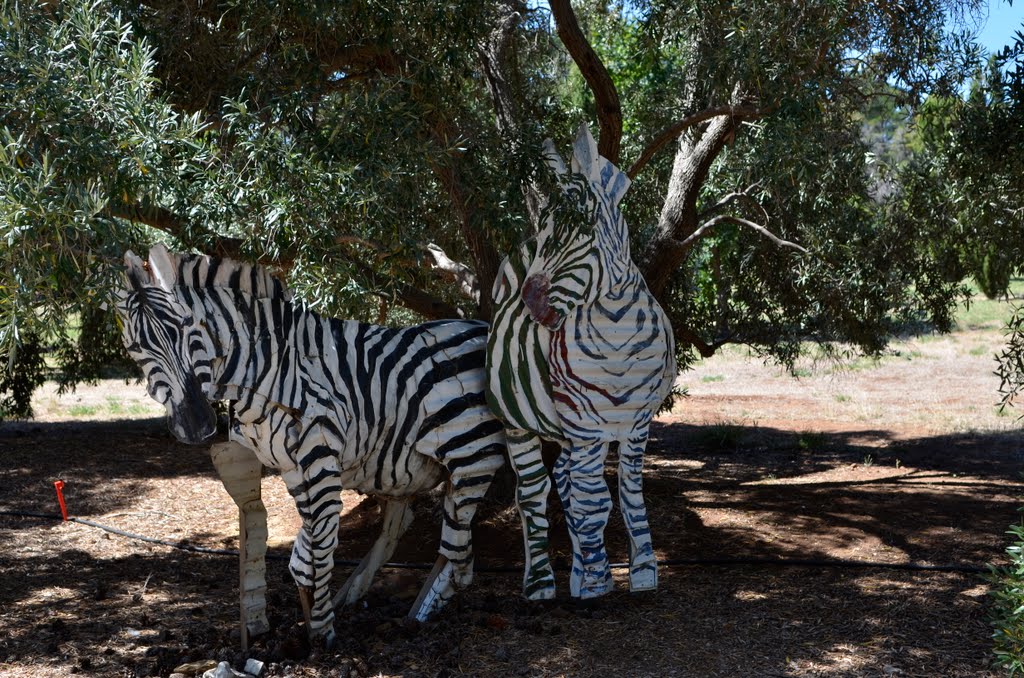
[552,442,580,573]
[332,499,414,608]
[566,440,613,599]
[506,428,556,601]
[619,432,657,591]
[282,460,342,647]
[410,444,505,620]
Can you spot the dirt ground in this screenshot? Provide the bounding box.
[2,319,1023,677]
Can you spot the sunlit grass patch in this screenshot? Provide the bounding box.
[66,404,99,417]
[955,278,1024,331]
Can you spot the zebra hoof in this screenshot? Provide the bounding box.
[571,562,613,599]
[410,556,458,622]
[628,564,657,592]
[524,581,556,601]
[577,577,613,599]
[309,627,337,658]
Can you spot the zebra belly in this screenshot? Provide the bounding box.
[337,449,445,496]
[230,405,447,496]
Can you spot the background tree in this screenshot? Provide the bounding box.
[0,0,988,417]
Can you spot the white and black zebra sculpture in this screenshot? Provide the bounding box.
[486,125,676,601]
[114,246,506,646]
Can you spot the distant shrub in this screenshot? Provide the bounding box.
[989,515,1024,674]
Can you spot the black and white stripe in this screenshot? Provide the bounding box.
[486,126,675,602]
[116,247,505,644]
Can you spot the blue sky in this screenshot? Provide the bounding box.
[974,0,1023,53]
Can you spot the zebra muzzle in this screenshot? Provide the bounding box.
[522,273,562,329]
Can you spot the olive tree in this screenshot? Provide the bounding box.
[0,0,986,416]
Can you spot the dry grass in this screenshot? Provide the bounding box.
[676,312,1014,437]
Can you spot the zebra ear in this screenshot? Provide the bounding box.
[124,250,150,291]
[570,124,598,177]
[148,243,178,292]
[571,124,631,208]
[542,138,567,177]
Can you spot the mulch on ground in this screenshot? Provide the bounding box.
[1,412,1021,677]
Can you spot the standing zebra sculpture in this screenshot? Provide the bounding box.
[486,125,676,601]
[114,246,506,646]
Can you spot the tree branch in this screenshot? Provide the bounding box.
[343,255,464,320]
[697,182,768,223]
[319,44,402,77]
[427,124,500,321]
[681,214,808,253]
[109,200,461,318]
[107,202,186,236]
[627,104,767,179]
[108,202,256,262]
[335,237,477,318]
[426,243,480,303]
[674,325,731,359]
[478,0,544,223]
[548,0,622,163]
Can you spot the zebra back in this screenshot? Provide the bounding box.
[147,247,499,492]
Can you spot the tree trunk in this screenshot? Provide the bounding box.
[639,115,737,301]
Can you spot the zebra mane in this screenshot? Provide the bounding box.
[146,244,291,301]
[543,125,631,208]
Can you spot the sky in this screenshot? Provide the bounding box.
[973,0,1023,54]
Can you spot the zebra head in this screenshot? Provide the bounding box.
[114,249,217,445]
[522,125,633,330]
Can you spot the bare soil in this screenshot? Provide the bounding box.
[1,326,1022,677]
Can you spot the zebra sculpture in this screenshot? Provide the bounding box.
[115,245,506,646]
[486,125,676,601]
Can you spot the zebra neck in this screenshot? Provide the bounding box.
[200,293,297,400]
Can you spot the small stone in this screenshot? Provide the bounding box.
[174,659,219,675]
[170,674,188,678]
[243,658,265,677]
[202,661,249,678]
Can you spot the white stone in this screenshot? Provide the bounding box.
[243,658,265,677]
[202,661,252,678]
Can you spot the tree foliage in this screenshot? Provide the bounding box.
[0,0,990,416]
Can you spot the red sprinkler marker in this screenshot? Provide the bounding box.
[53,480,68,521]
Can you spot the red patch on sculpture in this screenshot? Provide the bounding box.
[522,273,560,328]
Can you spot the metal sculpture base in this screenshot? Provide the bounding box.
[209,441,270,651]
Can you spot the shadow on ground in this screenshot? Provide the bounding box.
[1,418,1021,676]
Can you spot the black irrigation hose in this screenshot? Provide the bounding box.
[0,509,989,575]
